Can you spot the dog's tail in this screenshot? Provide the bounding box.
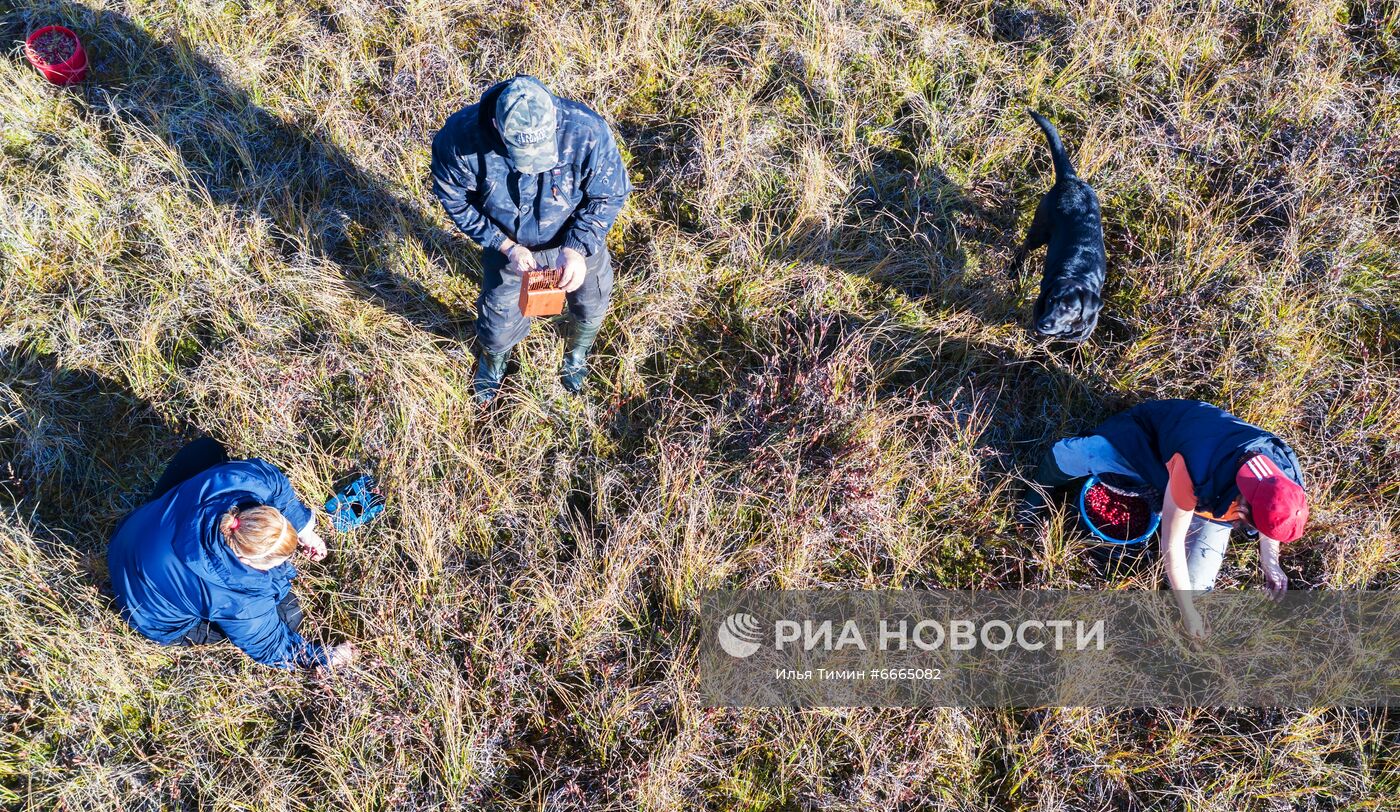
[1028,110,1076,182]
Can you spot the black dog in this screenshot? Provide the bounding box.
[1010,110,1106,342]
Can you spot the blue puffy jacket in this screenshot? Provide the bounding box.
[107,459,326,668]
[430,79,631,256]
[1094,399,1304,518]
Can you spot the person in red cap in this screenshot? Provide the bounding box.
[1023,399,1308,637]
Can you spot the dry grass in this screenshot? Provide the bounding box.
[1,0,1398,808]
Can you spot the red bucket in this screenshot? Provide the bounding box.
[25,25,87,86]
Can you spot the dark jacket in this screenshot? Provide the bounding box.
[107,459,325,668]
[431,81,630,256]
[1095,399,1304,517]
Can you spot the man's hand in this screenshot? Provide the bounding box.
[557,247,587,293]
[298,527,328,562]
[502,239,537,274]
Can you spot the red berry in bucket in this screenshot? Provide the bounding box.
[24,26,88,86]
[1084,481,1152,540]
[30,30,76,64]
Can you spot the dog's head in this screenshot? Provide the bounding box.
[1032,279,1102,342]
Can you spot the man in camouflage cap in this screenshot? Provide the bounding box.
[432,75,631,402]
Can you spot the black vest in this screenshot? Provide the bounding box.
[1094,400,1304,517]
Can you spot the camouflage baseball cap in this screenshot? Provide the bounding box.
[495,76,559,174]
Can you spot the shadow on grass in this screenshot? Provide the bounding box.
[4,0,478,341]
[0,344,189,584]
[753,53,1029,326]
[620,294,1135,588]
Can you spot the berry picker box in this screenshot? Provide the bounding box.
[519,267,565,317]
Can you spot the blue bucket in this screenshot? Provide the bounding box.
[325,474,385,532]
[1079,475,1160,545]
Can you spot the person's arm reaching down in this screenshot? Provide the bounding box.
[1159,477,1207,639]
[217,606,328,669]
[238,459,326,561]
[560,123,630,259]
[1160,487,1205,638]
[242,459,313,534]
[431,125,509,252]
[1259,533,1287,600]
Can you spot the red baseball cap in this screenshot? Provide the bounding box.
[1236,453,1308,542]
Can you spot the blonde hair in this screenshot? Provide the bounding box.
[220,506,298,565]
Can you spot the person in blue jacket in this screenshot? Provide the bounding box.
[431,75,631,402]
[1023,399,1309,638]
[107,438,356,669]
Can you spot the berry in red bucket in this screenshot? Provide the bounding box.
[29,29,76,65]
[25,25,88,85]
[1084,481,1152,540]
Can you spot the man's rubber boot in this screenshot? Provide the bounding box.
[1017,446,1077,526]
[474,349,510,404]
[560,319,602,395]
